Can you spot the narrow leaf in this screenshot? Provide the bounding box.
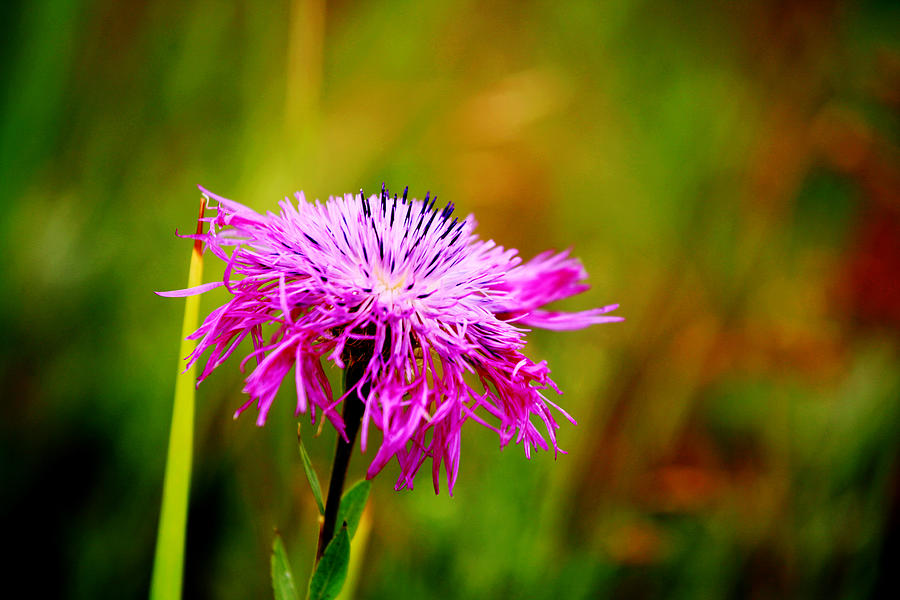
[297,425,325,516]
[336,504,372,600]
[336,480,371,540]
[308,525,350,600]
[271,533,301,600]
[150,196,206,600]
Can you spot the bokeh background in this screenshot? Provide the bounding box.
[2,0,899,598]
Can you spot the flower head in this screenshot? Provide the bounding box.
[160,184,622,494]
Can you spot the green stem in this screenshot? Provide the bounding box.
[150,197,206,600]
[315,350,368,562]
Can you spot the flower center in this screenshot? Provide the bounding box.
[374,266,408,295]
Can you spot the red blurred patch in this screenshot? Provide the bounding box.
[838,203,900,332]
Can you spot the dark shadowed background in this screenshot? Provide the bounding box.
[1,1,899,598]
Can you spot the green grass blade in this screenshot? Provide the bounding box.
[271,532,301,600]
[336,480,370,540]
[297,426,326,516]
[150,197,206,600]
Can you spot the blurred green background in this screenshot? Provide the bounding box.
[2,0,899,598]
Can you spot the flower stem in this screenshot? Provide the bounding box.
[316,349,368,562]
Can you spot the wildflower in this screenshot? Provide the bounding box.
[159,185,621,494]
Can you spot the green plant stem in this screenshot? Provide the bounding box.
[315,350,368,562]
[150,197,206,600]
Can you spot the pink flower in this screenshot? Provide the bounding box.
[159,185,621,494]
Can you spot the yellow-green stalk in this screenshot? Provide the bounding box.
[150,196,206,600]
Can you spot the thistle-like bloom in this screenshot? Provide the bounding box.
[160,185,621,494]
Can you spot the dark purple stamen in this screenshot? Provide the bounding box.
[359,188,369,218]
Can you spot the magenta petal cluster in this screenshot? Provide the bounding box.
[160,184,622,494]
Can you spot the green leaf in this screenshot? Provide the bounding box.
[150,195,207,600]
[308,525,350,600]
[336,480,371,540]
[297,427,325,516]
[271,533,301,600]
